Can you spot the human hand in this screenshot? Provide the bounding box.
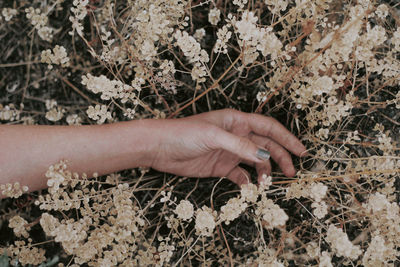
[145,109,307,186]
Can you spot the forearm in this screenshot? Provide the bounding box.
[0,120,156,193]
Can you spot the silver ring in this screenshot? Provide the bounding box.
[256,148,270,161]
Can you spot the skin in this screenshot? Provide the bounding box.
[0,109,307,195]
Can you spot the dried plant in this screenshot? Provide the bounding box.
[0,0,399,266]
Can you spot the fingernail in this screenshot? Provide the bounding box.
[256,148,270,161]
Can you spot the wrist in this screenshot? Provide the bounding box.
[123,119,161,168]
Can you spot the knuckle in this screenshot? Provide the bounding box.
[236,136,251,151]
[262,137,274,148]
[204,125,220,147]
[223,108,242,117]
[221,108,236,117]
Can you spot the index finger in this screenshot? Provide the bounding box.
[245,113,307,157]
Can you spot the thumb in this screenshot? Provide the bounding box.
[211,127,270,164]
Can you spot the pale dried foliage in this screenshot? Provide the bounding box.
[0,0,400,266]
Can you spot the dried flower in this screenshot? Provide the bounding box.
[195,206,216,236]
[194,28,206,41]
[255,198,288,229]
[311,201,328,219]
[174,29,209,82]
[240,183,258,203]
[208,8,221,26]
[309,182,328,202]
[25,7,54,41]
[41,45,70,69]
[1,8,18,21]
[1,182,29,198]
[9,216,30,238]
[319,251,333,267]
[219,197,247,224]
[86,105,112,124]
[325,224,362,259]
[214,25,232,54]
[174,200,194,221]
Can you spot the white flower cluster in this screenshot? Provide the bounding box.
[82,73,143,119]
[35,161,83,210]
[112,183,146,231]
[309,182,328,219]
[289,5,383,130]
[1,8,18,21]
[155,60,177,93]
[0,103,21,121]
[376,131,394,155]
[309,182,328,202]
[363,192,399,220]
[293,76,341,112]
[251,247,285,267]
[41,45,70,69]
[304,95,353,128]
[255,198,288,229]
[265,0,288,14]
[0,182,29,198]
[82,74,138,102]
[156,237,175,267]
[86,105,112,124]
[194,28,206,41]
[40,213,89,254]
[325,224,362,260]
[285,180,329,219]
[336,5,364,61]
[286,179,309,199]
[386,91,400,109]
[316,128,330,140]
[25,7,53,42]
[35,161,153,266]
[45,160,71,195]
[174,200,194,221]
[174,30,210,82]
[375,4,389,20]
[240,183,259,203]
[362,235,398,266]
[7,240,46,266]
[195,206,216,236]
[306,241,320,259]
[160,190,173,203]
[45,99,65,122]
[208,8,221,25]
[66,114,83,125]
[256,91,268,103]
[232,0,248,10]
[345,130,361,144]
[9,215,30,238]
[41,181,146,265]
[219,197,247,225]
[214,25,232,54]
[319,251,333,267]
[126,1,186,62]
[231,11,283,65]
[214,180,289,230]
[356,24,387,62]
[311,201,328,220]
[69,0,88,36]
[159,60,176,76]
[172,180,286,236]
